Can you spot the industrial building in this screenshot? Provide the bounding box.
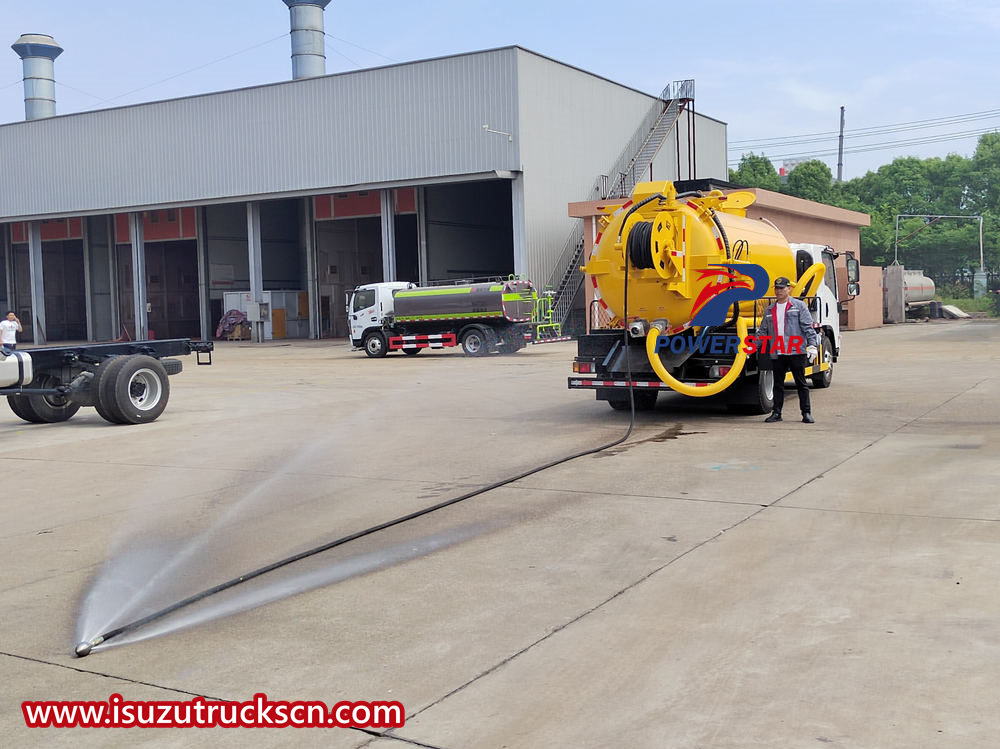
[0,1,727,345]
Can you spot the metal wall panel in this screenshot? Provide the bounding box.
[650,111,728,185]
[0,48,521,221]
[515,50,726,289]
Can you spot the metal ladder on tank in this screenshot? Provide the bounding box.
[546,80,693,332]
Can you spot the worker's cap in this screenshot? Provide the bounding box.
[773,276,791,288]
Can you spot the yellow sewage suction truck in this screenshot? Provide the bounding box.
[568,181,859,413]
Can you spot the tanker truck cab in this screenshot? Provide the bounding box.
[349,281,414,357]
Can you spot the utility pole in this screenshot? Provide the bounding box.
[837,106,845,182]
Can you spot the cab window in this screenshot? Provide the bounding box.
[353,289,375,312]
[823,253,837,295]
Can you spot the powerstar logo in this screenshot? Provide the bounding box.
[653,262,809,357]
[689,263,770,327]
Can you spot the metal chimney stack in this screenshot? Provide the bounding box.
[282,0,332,79]
[11,33,64,120]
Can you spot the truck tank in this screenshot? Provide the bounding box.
[392,279,535,323]
[581,180,826,397]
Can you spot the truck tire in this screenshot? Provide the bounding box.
[811,334,834,389]
[461,328,489,357]
[107,355,171,424]
[94,356,130,424]
[608,391,657,411]
[363,331,388,358]
[25,373,82,422]
[7,395,45,423]
[726,370,774,415]
[402,348,421,356]
[499,328,522,354]
[161,358,184,376]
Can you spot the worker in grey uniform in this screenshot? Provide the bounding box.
[755,276,819,423]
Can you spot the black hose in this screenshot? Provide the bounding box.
[709,209,731,261]
[617,192,665,414]
[85,241,661,651]
[627,221,655,269]
[88,410,642,650]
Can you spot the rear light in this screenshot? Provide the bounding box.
[708,365,732,379]
[573,361,594,374]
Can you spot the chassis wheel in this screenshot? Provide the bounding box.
[461,328,489,357]
[94,356,130,424]
[402,348,421,356]
[108,356,170,424]
[811,334,834,389]
[363,331,388,358]
[26,373,82,423]
[7,395,45,423]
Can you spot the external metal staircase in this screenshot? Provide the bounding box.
[546,80,694,331]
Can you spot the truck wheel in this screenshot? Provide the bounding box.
[108,355,170,424]
[402,348,421,356]
[726,370,774,415]
[608,391,657,411]
[461,328,489,357]
[811,334,834,389]
[7,395,45,423]
[94,356,130,424]
[26,374,82,422]
[363,331,388,358]
[499,329,521,354]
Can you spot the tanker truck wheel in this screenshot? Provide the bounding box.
[727,371,774,415]
[811,334,834,389]
[461,328,489,357]
[608,391,657,411]
[25,374,82,422]
[363,331,388,358]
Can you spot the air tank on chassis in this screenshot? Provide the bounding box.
[570,180,852,412]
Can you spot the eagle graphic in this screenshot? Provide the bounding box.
[689,263,770,328]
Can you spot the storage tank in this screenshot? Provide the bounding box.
[392,279,535,323]
[903,270,936,307]
[583,181,803,332]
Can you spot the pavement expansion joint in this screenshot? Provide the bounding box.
[0,650,227,702]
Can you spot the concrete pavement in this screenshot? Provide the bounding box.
[1,319,997,748]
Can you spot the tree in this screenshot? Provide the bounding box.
[784,160,833,203]
[729,153,781,191]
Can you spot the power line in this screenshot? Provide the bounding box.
[102,32,290,104]
[323,32,395,63]
[728,108,1000,150]
[727,127,995,166]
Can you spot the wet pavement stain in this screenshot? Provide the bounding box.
[596,423,705,457]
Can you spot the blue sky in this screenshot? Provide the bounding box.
[2,0,996,180]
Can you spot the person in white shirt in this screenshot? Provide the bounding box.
[754,277,819,423]
[1,311,23,351]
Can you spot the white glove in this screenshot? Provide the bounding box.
[806,345,818,363]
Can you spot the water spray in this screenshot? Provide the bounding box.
[74,405,639,657]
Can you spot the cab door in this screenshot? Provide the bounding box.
[349,287,378,342]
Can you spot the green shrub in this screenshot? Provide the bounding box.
[936,296,998,315]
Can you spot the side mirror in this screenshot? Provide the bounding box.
[846,257,860,284]
[847,282,860,297]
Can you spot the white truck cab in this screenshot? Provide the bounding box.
[348,282,414,349]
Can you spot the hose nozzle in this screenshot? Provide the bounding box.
[74,636,104,658]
